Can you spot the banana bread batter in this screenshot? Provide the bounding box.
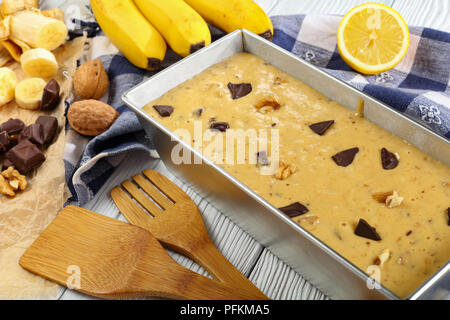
[143,53,450,298]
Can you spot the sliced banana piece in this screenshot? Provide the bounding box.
[15,78,46,110]
[10,11,68,51]
[21,48,58,78]
[0,67,18,107]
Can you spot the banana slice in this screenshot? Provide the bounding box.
[0,67,18,107]
[15,78,47,110]
[20,48,58,78]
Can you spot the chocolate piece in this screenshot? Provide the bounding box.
[354,218,381,241]
[0,131,9,152]
[193,107,204,117]
[6,140,45,174]
[256,151,269,166]
[279,202,309,218]
[227,82,252,99]
[36,116,58,144]
[0,118,25,135]
[210,122,229,132]
[41,79,61,111]
[153,105,174,117]
[190,41,205,54]
[447,208,450,226]
[309,120,334,135]
[381,147,399,170]
[19,124,44,146]
[1,159,13,171]
[259,29,273,41]
[332,147,359,167]
[8,134,19,149]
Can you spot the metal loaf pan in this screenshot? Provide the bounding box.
[122,30,450,300]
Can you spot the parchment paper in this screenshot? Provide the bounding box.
[0,36,86,299]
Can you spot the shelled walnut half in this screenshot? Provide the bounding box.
[372,190,403,208]
[0,167,27,197]
[275,161,297,180]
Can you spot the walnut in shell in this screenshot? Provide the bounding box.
[73,59,109,99]
[68,100,119,136]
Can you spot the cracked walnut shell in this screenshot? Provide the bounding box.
[68,100,119,136]
[74,59,109,99]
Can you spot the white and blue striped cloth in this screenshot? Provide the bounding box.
[65,12,450,206]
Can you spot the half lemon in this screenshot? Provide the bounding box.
[337,3,410,74]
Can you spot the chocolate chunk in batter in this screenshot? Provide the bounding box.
[381,147,399,170]
[354,218,381,241]
[193,107,204,117]
[153,105,174,117]
[309,120,334,135]
[332,147,359,167]
[279,202,309,218]
[227,82,252,99]
[256,151,269,166]
[210,122,229,132]
[447,207,450,226]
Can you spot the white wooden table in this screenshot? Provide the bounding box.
[56,0,450,300]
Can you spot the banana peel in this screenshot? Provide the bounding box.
[90,0,166,70]
[134,0,211,58]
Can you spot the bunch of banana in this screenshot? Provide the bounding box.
[91,0,166,70]
[91,0,273,70]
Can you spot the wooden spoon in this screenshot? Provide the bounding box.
[19,205,263,300]
[110,169,268,299]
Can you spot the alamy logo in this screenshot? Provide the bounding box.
[66,265,81,290]
[171,120,280,175]
[366,265,382,290]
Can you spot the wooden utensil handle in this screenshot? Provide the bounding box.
[131,258,267,300]
[167,269,264,300]
[177,238,268,300]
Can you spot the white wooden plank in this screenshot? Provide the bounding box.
[249,249,328,300]
[257,0,394,16]
[392,0,450,32]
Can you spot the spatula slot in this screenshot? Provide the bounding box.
[117,184,159,219]
[132,174,174,210]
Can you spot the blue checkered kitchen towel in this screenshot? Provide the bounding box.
[64,12,450,206]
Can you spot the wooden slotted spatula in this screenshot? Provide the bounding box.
[19,205,263,300]
[110,169,268,300]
